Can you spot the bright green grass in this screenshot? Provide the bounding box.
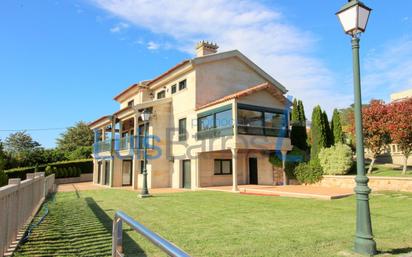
[366,164,412,177]
[14,190,412,257]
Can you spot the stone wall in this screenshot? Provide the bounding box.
[317,175,412,192]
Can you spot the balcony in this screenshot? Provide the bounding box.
[196,126,234,140]
[93,136,156,153]
[93,139,112,153]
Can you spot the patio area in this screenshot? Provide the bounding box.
[201,185,354,200]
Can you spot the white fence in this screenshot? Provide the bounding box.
[0,172,55,257]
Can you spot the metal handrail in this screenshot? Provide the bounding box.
[112,211,191,257]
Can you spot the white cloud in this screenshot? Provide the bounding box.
[110,22,129,33]
[147,41,160,50]
[363,37,412,102]
[92,0,353,116]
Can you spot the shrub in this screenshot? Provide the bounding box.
[4,159,92,179]
[294,162,323,184]
[45,165,52,176]
[269,147,307,180]
[318,143,353,175]
[0,170,8,187]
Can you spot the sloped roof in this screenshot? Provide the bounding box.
[195,82,288,111]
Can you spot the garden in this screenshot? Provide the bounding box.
[14,189,412,257]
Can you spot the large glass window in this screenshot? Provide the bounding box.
[238,109,264,135]
[237,105,288,137]
[215,109,232,128]
[264,112,287,136]
[214,159,232,175]
[198,114,214,131]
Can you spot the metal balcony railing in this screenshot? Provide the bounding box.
[112,211,191,257]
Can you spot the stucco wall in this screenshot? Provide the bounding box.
[195,56,266,107]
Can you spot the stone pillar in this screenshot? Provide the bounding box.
[281,150,288,186]
[232,148,239,192]
[110,115,116,187]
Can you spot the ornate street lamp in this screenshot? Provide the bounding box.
[139,109,151,198]
[336,1,376,255]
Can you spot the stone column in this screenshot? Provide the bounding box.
[281,150,288,186]
[232,148,239,192]
[132,115,139,190]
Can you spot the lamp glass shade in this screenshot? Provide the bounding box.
[140,110,151,122]
[337,1,371,35]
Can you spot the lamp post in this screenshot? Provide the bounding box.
[336,0,377,255]
[139,109,151,198]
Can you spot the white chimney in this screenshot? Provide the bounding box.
[195,41,218,57]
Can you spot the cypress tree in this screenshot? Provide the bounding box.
[322,111,333,147]
[297,100,306,124]
[310,106,328,161]
[331,109,344,144]
[291,99,308,150]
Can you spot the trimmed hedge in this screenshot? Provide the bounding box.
[5,159,92,180]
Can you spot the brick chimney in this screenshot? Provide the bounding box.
[195,41,218,57]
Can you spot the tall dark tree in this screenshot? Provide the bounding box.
[290,99,308,150]
[322,111,333,147]
[310,106,328,162]
[298,100,308,148]
[331,109,344,144]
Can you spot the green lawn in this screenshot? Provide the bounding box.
[366,164,412,177]
[14,189,412,257]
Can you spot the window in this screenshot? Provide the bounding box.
[238,109,264,135]
[127,100,134,107]
[214,159,232,175]
[157,90,166,99]
[178,79,187,90]
[215,109,232,128]
[264,112,287,136]
[178,118,187,141]
[237,104,288,137]
[171,84,177,94]
[198,114,214,131]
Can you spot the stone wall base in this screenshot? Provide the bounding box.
[317,175,412,192]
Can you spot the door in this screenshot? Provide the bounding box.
[97,161,102,184]
[182,160,191,189]
[122,160,132,186]
[249,158,258,184]
[104,160,110,186]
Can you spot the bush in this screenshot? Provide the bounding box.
[294,162,323,184]
[269,147,306,180]
[0,170,8,187]
[4,159,93,179]
[318,143,353,175]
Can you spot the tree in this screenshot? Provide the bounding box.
[290,99,308,150]
[322,111,333,147]
[355,100,391,174]
[4,131,40,154]
[388,98,412,174]
[331,109,344,145]
[310,105,328,162]
[57,121,94,154]
[0,140,7,171]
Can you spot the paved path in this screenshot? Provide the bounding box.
[56,182,187,194]
[201,185,354,200]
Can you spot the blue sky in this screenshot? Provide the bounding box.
[1,0,411,148]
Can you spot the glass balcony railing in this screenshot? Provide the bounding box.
[237,125,289,138]
[93,139,112,153]
[93,136,155,153]
[196,126,234,140]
